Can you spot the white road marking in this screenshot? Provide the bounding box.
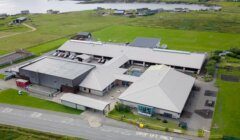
[1,108,13,113]
[30,112,42,118]
[61,118,74,124]
[136,131,174,140]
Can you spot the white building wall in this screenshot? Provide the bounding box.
[120,100,180,119]
[79,87,105,96]
[154,108,180,119]
[61,100,76,108]
[76,104,86,110]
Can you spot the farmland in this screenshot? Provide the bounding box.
[210,57,240,138]
[0,2,239,55]
[0,11,132,55]
[93,25,240,52]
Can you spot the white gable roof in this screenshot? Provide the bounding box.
[119,65,195,113]
[79,55,129,91]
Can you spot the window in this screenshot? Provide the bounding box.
[137,105,154,115]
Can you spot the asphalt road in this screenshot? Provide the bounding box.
[0,105,189,140]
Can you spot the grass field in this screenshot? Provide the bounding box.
[93,25,240,52]
[210,58,240,138]
[0,124,82,140]
[27,37,69,55]
[0,74,5,80]
[0,2,239,55]
[126,2,240,34]
[0,11,132,54]
[0,89,82,114]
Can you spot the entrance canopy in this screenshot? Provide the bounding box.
[61,93,109,111]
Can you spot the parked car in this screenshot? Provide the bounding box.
[52,51,58,56]
[69,53,76,60]
[4,73,15,81]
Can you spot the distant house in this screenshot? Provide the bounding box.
[137,8,156,16]
[47,9,60,14]
[72,32,92,40]
[219,51,231,56]
[174,8,189,12]
[113,10,125,15]
[96,7,104,10]
[0,13,7,19]
[129,37,160,48]
[21,10,30,15]
[124,11,134,17]
[12,17,27,24]
[136,8,149,13]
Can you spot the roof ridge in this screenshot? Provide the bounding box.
[156,65,171,85]
[120,83,157,99]
[121,65,170,99]
[92,70,102,90]
[158,68,181,111]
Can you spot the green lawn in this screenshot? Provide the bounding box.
[93,25,240,52]
[27,37,69,56]
[0,16,29,32]
[108,109,183,132]
[0,89,82,114]
[210,58,240,138]
[126,2,240,34]
[0,74,5,80]
[0,2,240,55]
[0,11,132,54]
[0,124,82,140]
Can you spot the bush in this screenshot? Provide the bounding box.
[197,129,204,137]
[214,50,223,55]
[229,48,240,55]
[165,127,169,132]
[206,59,216,76]
[162,119,168,123]
[211,55,221,63]
[204,74,213,82]
[115,103,130,113]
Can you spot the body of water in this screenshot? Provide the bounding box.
[0,0,220,15]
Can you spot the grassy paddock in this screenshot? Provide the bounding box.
[0,123,82,140]
[1,2,240,55]
[210,57,240,138]
[0,89,82,114]
[27,37,69,55]
[93,25,240,52]
[0,11,132,54]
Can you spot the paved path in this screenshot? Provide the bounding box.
[0,23,36,39]
[0,104,192,140]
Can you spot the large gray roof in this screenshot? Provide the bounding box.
[129,37,160,48]
[21,57,94,80]
[58,40,206,70]
[119,65,195,113]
